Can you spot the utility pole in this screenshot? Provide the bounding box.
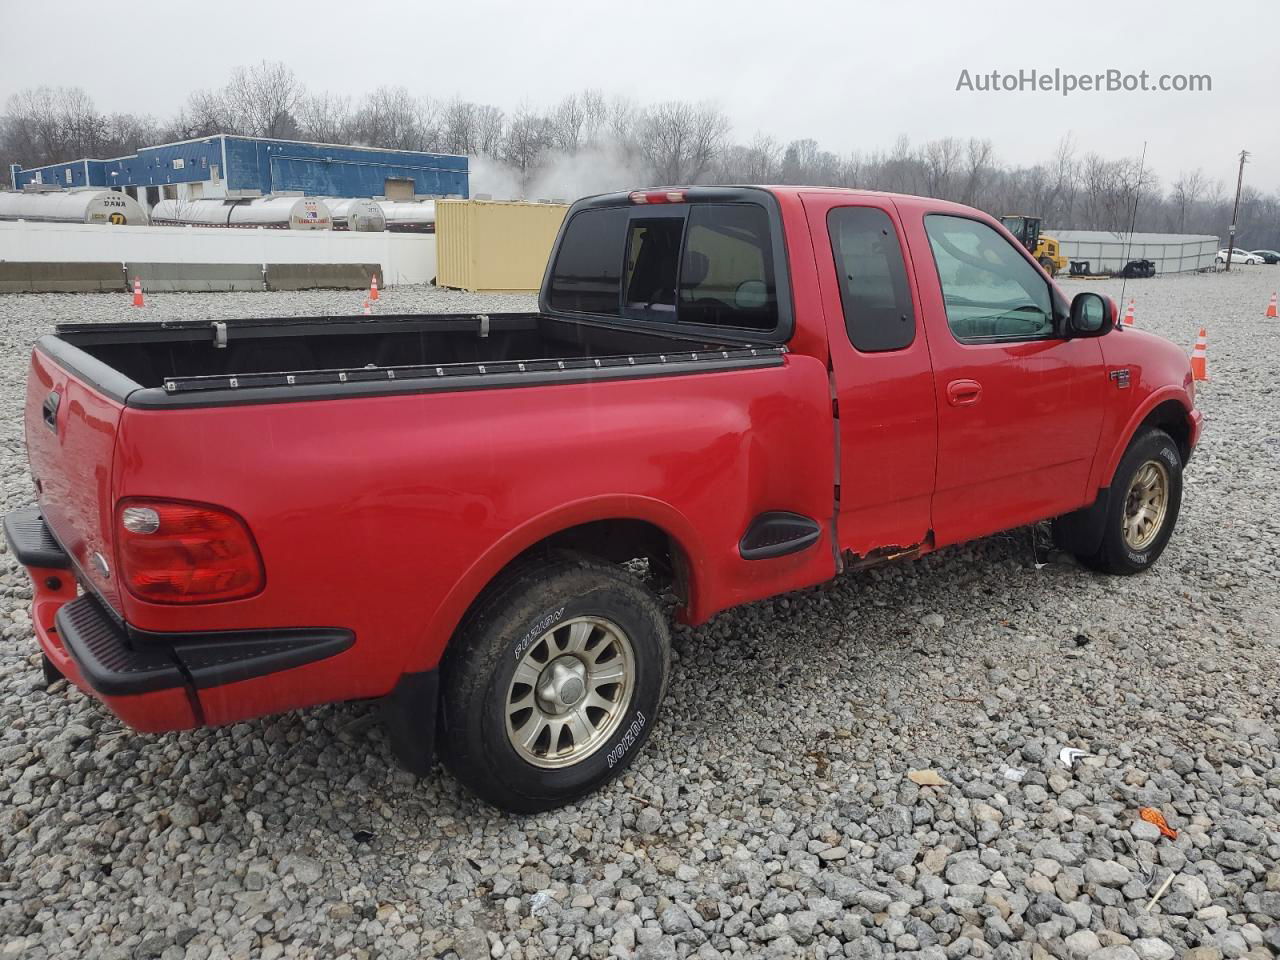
[1225,149,1249,272]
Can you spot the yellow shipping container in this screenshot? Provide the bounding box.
[435,199,569,293]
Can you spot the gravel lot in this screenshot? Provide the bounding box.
[1,269,1278,960]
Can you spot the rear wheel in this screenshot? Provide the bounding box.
[439,551,670,812]
[1039,256,1058,277]
[1062,428,1183,575]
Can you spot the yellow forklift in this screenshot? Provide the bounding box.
[999,215,1068,277]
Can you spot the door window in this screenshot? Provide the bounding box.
[924,215,1054,343]
[828,207,916,352]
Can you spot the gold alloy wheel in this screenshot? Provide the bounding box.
[505,616,636,769]
[1123,459,1170,552]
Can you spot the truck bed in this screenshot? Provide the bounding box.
[48,312,784,408]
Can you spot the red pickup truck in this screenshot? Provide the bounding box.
[6,186,1201,811]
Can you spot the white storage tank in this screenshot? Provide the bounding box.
[324,198,387,232]
[150,196,333,230]
[377,199,436,233]
[0,189,149,225]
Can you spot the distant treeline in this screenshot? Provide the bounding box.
[3,61,1277,247]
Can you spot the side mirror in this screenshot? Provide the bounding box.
[1068,292,1113,337]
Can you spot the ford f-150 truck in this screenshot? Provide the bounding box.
[5,186,1201,812]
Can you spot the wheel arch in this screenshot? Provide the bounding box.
[406,496,704,674]
[1097,390,1194,490]
[1058,406,1189,560]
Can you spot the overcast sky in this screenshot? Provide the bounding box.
[2,0,1276,190]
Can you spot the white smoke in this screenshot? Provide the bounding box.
[468,145,647,204]
[467,155,525,201]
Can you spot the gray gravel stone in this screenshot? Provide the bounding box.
[1132,939,1175,960]
[945,858,991,886]
[1085,858,1132,888]
[636,806,663,834]
[1065,929,1102,958]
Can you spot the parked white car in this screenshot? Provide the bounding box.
[1216,248,1264,265]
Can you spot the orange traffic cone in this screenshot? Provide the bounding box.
[132,276,144,308]
[1122,298,1135,326]
[369,274,380,301]
[1267,291,1277,318]
[1190,327,1208,382]
[362,299,372,316]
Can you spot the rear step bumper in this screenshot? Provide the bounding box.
[4,506,354,731]
[55,595,355,697]
[4,505,71,568]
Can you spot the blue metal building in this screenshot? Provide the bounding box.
[9,135,468,205]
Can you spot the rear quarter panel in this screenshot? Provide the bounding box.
[113,356,836,719]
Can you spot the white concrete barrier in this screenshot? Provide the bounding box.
[0,221,436,287]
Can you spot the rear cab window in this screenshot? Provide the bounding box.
[546,193,787,339]
[546,207,628,315]
[827,206,916,352]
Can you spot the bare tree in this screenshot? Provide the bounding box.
[922,137,962,200]
[223,61,303,138]
[880,136,920,194]
[1047,134,1079,227]
[1170,169,1207,232]
[502,104,552,180]
[778,138,843,185]
[350,86,430,151]
[473,105,506,157]
[172,88,239,139]
[742,133,781,182]
[547,94,587,153]
[102,112,160,156]
[296,92,352,144]
[960,138,994,207]
[606,96,640,153]
[440,99,483,156]
[578,90,608,147]
[636,101,729,183]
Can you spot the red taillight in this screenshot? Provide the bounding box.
[115,498,264,604]
[629,189,686,205]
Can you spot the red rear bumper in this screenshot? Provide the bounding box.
[27,561,199,732]
[6,505,355,734]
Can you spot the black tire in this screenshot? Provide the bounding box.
[1038,256,1058,277]
[1068,428,1183,575]
[438,551,670,813]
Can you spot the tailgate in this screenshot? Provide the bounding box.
[25,345,125,613]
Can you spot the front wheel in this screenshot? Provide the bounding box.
[1061,428,1183,575]
[1038,256,1058,277]
[439,551,670,812]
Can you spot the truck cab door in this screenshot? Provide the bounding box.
[899,209,1107,546]
[801,194,938,560]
